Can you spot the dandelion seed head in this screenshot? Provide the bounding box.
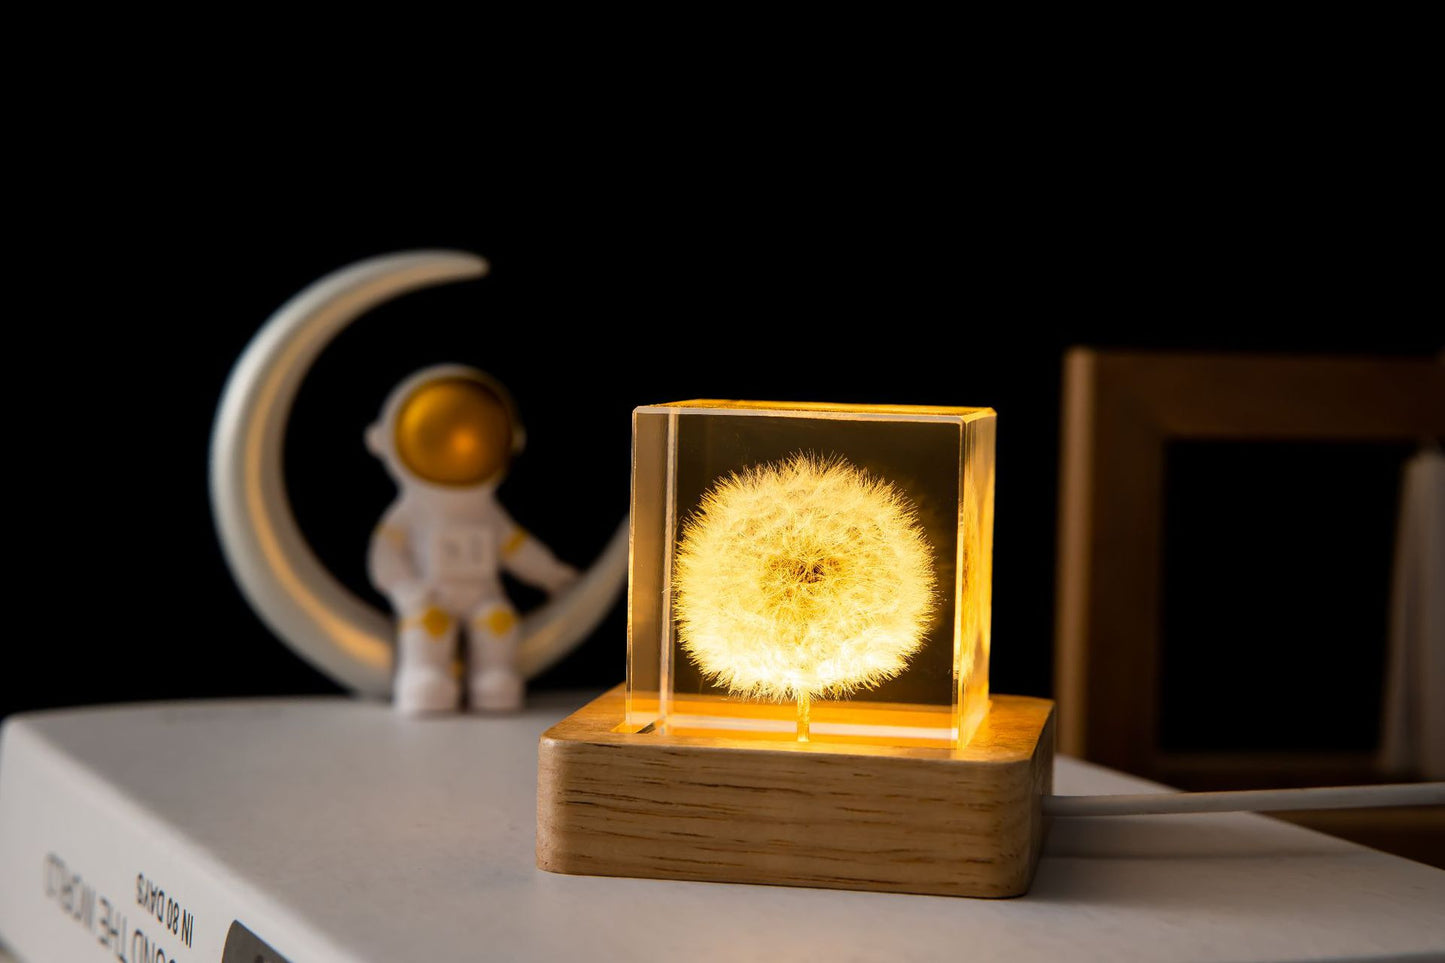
[673,453,937,702]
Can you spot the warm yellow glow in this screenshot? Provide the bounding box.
[394,377,513,486]
[673,454,937,706]
[649,399,993,419]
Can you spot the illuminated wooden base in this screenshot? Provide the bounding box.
[537,686,1055,898]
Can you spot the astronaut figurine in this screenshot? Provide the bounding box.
[366,365,578,714]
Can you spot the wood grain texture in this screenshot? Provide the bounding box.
[537,686,1055,898]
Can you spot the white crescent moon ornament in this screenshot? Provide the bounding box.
[208,250,628,698]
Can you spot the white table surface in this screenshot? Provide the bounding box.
[3,691,1443,962]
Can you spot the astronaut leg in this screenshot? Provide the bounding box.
[394,604,462,714]
[467,601,523,712]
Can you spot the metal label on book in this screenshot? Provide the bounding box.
[222,920,292,963]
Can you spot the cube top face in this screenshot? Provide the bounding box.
[640,399,994,419]
[628,401,996,749]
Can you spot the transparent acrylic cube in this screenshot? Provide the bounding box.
[626,400,996,748]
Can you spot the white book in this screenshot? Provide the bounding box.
[0,700,388,963]
[3,695,1444,963]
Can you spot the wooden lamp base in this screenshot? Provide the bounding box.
[537,686,1055,898]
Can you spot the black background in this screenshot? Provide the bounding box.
[3,107,1437,763]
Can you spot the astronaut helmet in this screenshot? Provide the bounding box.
[366,364,526,489]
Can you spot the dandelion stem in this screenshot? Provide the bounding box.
[797,692,811,743]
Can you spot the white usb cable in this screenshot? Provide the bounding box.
[1045,782,1445,817]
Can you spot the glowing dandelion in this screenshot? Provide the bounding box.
[673,453,937,740]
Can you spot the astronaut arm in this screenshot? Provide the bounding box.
[500,522,579,595]
[368,509,429,611]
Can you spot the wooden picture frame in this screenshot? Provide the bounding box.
[1054,350,1445,786]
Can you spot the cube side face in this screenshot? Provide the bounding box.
[627,402,996,748]
[625,409,670,729]
[957,413,997,746]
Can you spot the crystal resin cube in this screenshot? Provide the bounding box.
[626,400,996,748]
